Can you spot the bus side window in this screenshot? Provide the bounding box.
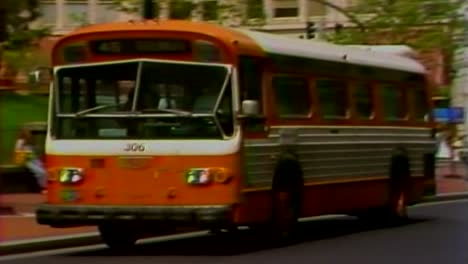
[316,79,350,119]
[272,75,311,117]
[380,83,407,120]
[412,86,429,121]
[353,82,374,120]
[238,56,263,113]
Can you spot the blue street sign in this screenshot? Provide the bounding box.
[433,107,465,123]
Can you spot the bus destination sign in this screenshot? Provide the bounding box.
[89,39,191,55]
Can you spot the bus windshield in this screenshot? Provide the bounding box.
[54,60,234,140]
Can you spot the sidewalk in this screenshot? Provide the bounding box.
[435,160,468,193]
[0,194,96,243]
[1,160,468,244]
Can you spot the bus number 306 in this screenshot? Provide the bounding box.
[124,143,145,152]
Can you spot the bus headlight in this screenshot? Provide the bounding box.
[185,168,232,185]
[59,168,84,185]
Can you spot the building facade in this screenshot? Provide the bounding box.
[37,0,354,37]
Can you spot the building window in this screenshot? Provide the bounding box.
[169,0,193,19]
[317,79,349,119]
[273,76,311,117]
[201,0,218,21]
[247,0,264,19]
[272,0,298,18]
[39,1,57,25]
[274,8,297,17]
[353,82,374,119]
[380,84,407,120]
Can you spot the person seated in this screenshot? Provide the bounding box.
[14,128,48,194]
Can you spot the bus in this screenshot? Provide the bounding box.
[35,20,436,248]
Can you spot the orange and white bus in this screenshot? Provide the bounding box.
[36,20,436,248]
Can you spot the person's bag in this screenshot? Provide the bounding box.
[14,150,33,166]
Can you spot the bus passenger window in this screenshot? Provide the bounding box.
[413,87,429,121]
[380,84,407,120]
[272,76,310,117]
[354,82,374,119]
[316,79,349,119]
[239,56,263,111]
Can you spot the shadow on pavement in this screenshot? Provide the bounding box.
[66,216,434,257]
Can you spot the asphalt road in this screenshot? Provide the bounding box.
[2,200,468,264]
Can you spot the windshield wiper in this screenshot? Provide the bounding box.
[74,104,122,117]
[139,108,193,117]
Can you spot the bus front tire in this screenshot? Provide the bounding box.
[98,224,138,250]
[268,157,303,244]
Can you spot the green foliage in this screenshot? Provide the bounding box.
[2,46,49,74]
[323,0,463,52]
[0,93,48,164]
[0,0,51,75]
[1,0,51,50]
[110,0,142,14]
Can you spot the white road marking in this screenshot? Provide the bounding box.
[0,213,35,218]
[0,231,210,262]
[411,198,468,208]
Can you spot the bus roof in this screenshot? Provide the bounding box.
[57,20,426,75]
[234,29,426,74]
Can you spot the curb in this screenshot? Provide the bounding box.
[421,192,468,203]
[0,232,102,256]
[0,227,200,256]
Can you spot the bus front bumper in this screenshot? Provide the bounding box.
[36,204,233,227]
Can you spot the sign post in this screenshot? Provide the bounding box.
[433,107,466,178]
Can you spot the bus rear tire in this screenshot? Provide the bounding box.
[98,224,138,250]
[357,151,410,224]
[385,182,408,222]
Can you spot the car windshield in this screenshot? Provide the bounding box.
[53,60,234,140]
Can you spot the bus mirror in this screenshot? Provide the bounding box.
[241,100,260,116]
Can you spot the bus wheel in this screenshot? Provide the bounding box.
[270,184,300,244]
[98,224,138,250]
[387,183,408,221]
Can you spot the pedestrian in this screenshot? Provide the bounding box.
[14,128,47,194]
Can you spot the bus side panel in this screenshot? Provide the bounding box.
[235,126,435,224]
[234,175,428,225]
[234,178,389,224]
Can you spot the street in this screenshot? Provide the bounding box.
[1,199,468,264]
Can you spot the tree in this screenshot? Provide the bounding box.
[0,0,51,84]
[321,0,464,94]
[0,0,50,50]
[322,0,463,52]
